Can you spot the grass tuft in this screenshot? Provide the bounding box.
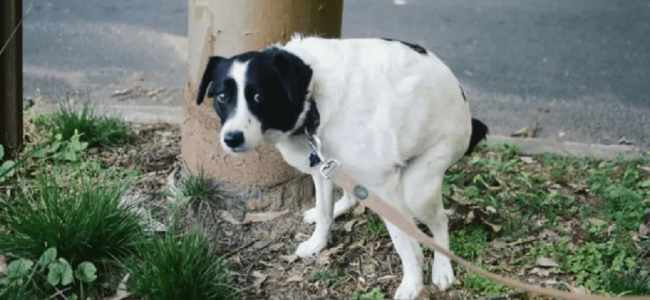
[0,170,144,296]
[178,169,226,203]
[50,102,131,148]
[603,270,650,296]
[125,224,241,300]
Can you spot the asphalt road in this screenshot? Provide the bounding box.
[21,0,650,148]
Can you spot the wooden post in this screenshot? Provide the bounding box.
[0,0,24,157]
[182,0,344,211]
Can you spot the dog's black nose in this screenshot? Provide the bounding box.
[224,131,245,148]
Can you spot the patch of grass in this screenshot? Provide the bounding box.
[461,271,511,297]
[362,212,389,242]
[311,269,345,289]
[178,169,226,203]
[450,227,487,260]
[0,283,40,300]
[49,102,131,148]
[353,287,386,300]
[126,224,241,300]
[602,269,650,296]
[0,170,144,297]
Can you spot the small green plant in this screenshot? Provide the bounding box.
[0,145,16,184]
[178,169,227,203]
[1,248,98,299]
[50,102,131,148]
[353,287,385,300]
[31,130,89,162]
[450,227,487,260]
[311,269,345,290]
[462,271,511,297]
[126,224,241,300]
[567,241,638,292]
[362,212,389,242]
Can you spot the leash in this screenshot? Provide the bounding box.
[306,131,650,300]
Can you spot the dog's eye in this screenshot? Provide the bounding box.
[216,93,227,102]
[254,94,265,103]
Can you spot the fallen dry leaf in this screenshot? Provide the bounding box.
[0,255,6,275]
[344,219,358,232]
[520,156,535,164]
[511,119,540,138]
[539,228,561,243]
[252,271,268,291]
[485,206,497,214]
[482,219,502,233]
[618,136,634,145]
[316,244,344,265]
[529,267,551,277]
[102,274,130,300]
[353,205,366,215]
[279,255,298,264]
[220,209,290,225]
[639,165,650,175]
[269,243,285,251]
[281,275,303,286]
[536,257,559,268]
[568,283,591,295]
[587,218,606,227]
[640,224,649,238]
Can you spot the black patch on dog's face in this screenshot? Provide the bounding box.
[381,38,428,55]
[196,48,313,133]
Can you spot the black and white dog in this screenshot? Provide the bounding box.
[196,34,488,299]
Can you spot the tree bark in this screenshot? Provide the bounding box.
[182,0,343,212]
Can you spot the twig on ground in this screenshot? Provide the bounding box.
[244,235,283,281]
[470,291,528,300]
[218,239,258,260]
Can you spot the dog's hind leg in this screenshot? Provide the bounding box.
[402,145,457,291]
[303,190,358,224]
[383,214,425,300]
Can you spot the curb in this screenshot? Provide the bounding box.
[487,136,645,160]
[32,104,646,160]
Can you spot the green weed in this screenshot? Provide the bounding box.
[450,227,487,260]
[125,224,241,300]
[49,102,131,148]
[361,212,389,243]
[353,287,386,300]
[311,269,345,289]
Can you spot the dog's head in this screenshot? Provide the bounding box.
[196,48,313,155]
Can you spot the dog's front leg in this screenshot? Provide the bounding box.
[295,173,333,258]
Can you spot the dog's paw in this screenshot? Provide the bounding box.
[394,277,422,300]
[295,237,327,258]
[303,207,318,225]
[431,258,455,291]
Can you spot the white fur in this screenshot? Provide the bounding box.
[238,36,473,299]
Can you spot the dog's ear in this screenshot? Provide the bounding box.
[271,51,313,105]
[196,56,222,105]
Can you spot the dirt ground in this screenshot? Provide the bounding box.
[97,122,626,300]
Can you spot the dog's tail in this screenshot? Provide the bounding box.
[464,118,489,156]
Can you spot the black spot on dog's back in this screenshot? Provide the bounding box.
[381,38,428,55]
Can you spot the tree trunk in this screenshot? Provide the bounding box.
[181,0,343,212]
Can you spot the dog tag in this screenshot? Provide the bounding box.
[309,152,322,167]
